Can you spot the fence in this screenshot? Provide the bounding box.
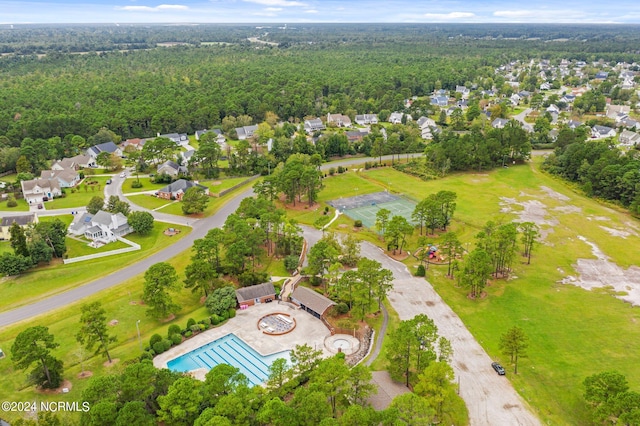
[215,174,260,197]
[62,236,140,264]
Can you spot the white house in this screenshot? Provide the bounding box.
[326,113,352,127]
[304,118,325,134]
[354,114,378,125]
[235,125,259,140]
[619,130,640,147]
[68,210,132,243]
[591,125,616,139]
[40,169,80,188]
[492,118,509,129]
[21,179,62,205]
[86,142,122,159]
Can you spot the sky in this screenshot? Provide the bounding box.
[2,0,640,25]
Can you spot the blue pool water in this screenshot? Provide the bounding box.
[166,333,290,386]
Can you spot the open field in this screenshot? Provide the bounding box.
[0,198,29,211]
[46,176,111,209]
[309,162,640,424]
[0,221,190,312]
[121,177,167,194]
[126,193,173,210]
[200,176,252,195]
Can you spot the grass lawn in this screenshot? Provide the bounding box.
[0,241,12,254]
[121,177,167,194]
[284,161,640,424]
[0,173,17,183]
[0,248,210,424]
[201,176,252,195]
[47,177,111,209]
[65,237,130,257]
[0,221,190,312]
[159,180,256,217]
[0,198,30,211]
[126,194,173,210]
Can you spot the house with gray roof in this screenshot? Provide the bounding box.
[591,125,616,139]
[158,133,188,145]
[492,118,509,129]
[157,179,208,201]
[619,130,640,147]
[290,286,336,319]
[0,213,37,241]
[304,118,325,134]
[40,169,80,188]
[87,142,122,159]
[21,179,61,205]
[354,114,378,125]
[157,160,188,178]
[235,125,259,140]
[430,96,449,107]
[568,120,583,129]
[327,113,352,128]
[68,210,131,243]
[236,282,276,307]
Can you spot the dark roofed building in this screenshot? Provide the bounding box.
[157,179,209,201]
[291,286,336,319]
[0,213,37,240]
[236,282,277,307]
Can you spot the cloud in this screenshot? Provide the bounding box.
[304,9,318,13]
[265,7,282,11]
[423,12,475,20]
[243,0,307,7]
[118,4,188,12]
[493,10,534,18]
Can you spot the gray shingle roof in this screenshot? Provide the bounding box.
[236,282,276,304]
[291,286,336,316]
[1,214,35,227]
[158,179,206,195]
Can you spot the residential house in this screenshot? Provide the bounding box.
[492,118,509,129]
[416,116,436,129]
[51,158,77,171]
[68,154,96,169]
[21,179,61,205]
[546,104,560,114]
[509,94,521,106]
[455,85,470,97]
[388,112,403,124]
[606,105,631,121]
[0,214,37,241]
[236,282,276,307]
[40,169,80,188]
[619,130,640,147]
[595,71,609,80]
[326,113,352,128]
[568,120,583,129]
[518,90,531,99]
[158,133,189,145]
[620,118,640,131]
[157,179,209,201]
[86,142,122,159]
[561,94,576,104]
[549,129,559,141]
[68,210,131,243]
[157,160,188,178]
[354,114,378,125]
[235,125,259,140]
[304,118,325,134]
[182,150,196,164]
[540,82,551,90]
[290,286,336,319]
[430,96,449,107]
[345,131,365,143]
[591,125,616,139]
[122,138,146,151]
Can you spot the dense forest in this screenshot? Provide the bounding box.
[1,24,640,145]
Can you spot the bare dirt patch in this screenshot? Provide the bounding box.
[37,380,72,394]
[599,226,637,239]
[560,236,640,306]
[540,186,570,201]
[553,205,582,214]
[499,197,557,241]
[77,371,93,379]
[104,358,120,367]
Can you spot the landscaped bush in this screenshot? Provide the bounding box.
[184,331,192,338]
[328,167,336,176]
[149,334,163,348]
[210,315,220,325]
[336,302,349,314]
[161,339,172,351]
[310,276,322,287]
[139,351,153,361]
[6,195,17,208]
[228,308,236,318]
[168,324,181,337]
[416,264,426,277]
[200,317,212,326]
[219,311,229,321]
[152,341,166,354]
[186,318,196,329]
[131,180,143,188]
[354,220,363,228]
[170,333,182,345]
[190,324,201,333]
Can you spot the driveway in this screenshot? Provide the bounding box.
[302,226,540,426]
[512,108,534,133]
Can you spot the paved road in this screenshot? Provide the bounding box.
[513,108,534,133]
[302,226,540,426]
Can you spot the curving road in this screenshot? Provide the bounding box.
[0,153,423,329]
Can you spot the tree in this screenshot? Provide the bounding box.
[192,133,222,178]
[375,208,391,235]
[116,401,155,426]
[436,190,457,230]
[440,231,462,278]
[87,195,104,214]
[309,356,350,417]
[389,392,435,425]
[459,248,492,298]
[157,377,203,426]
[128,211,154,235]
[519,221,539,264]
[76,301,117,363]
[290,343,323,382]
[184,259,220,298]
[142,262,181,320]
[9,221,30,257]
[307,237,340,293]
[205,286,237,316]
[414,361,458,423]
[106,195,130,216]
[35,219,67,258]
[499,326,528,374]
[11,326,63,389]
[266,357,291,393]
[357,258,393,310]
[96,151,113,170]
[0,253,33,276]
[182,186,209,215]
[384,215,413,254]
[344,364,377,407]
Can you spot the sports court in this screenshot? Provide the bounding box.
[328,191,417,229]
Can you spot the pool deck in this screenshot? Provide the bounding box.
[153,301,333,379]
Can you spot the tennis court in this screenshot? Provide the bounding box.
[329,192,416,229]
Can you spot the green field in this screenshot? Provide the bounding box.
[313,162,640,424]
[46,176,111,209]
[126,193,174,210]
[121,177,167,194]
[0,221,190,312]
[0,198,29,211]
[200,176,252,195]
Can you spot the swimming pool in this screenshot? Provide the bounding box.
[166,333,290,386]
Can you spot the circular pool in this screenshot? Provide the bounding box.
[324,334,360,355]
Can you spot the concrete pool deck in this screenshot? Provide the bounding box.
[153,302,333,379]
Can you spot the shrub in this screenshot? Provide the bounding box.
[152,341,166,354]
[336,302,349,314]
[168,324,181,337]
[310,276,322,287]
[139,351,153,361]
[200,317,212,326]
[131,180,143,188]
[211,315,220,325]
[184,331,192,338]
[6,196,17,208]
[228,308,236,318]
[238,271,269,287]
[354,220,363,228]
[161,339,172,352]
[149,334,163,347]
[186,318,196,329]
[219,311,229,321]
[190,324,201,333]
[170,334,182,345]
[416,264,426,277]
[284,255,299,272]
[328,167,336,176]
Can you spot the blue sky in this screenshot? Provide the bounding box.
[2,0,640,24]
